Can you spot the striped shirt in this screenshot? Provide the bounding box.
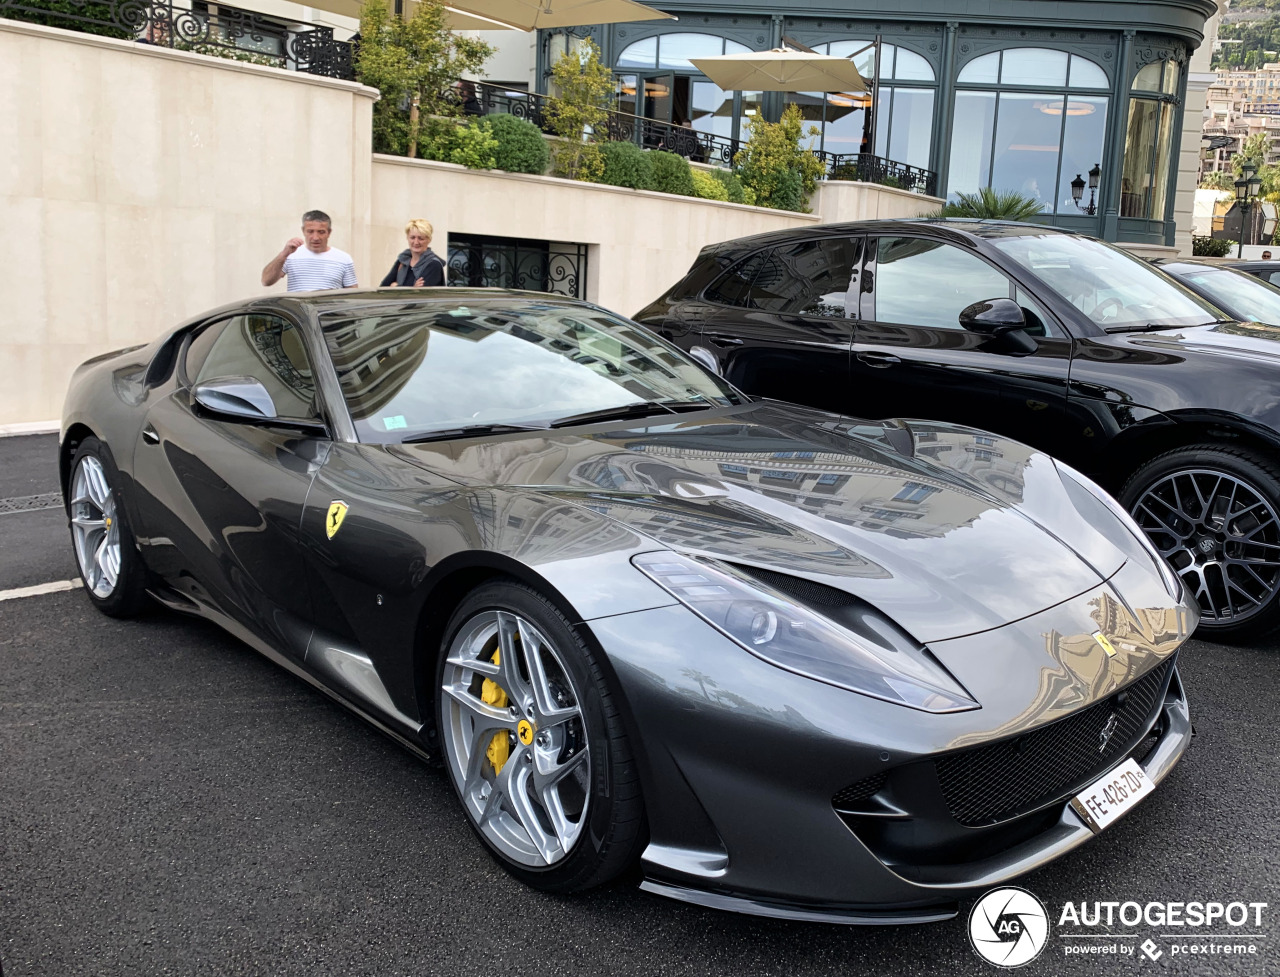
[283,247,357,292]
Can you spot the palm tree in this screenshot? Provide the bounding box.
[927,187,1045,221]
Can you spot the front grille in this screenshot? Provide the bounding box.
[832,772,887,809]
[935,659,1174,827]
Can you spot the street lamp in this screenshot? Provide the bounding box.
[1236,159,1263,258]
[1070,162,1102,216]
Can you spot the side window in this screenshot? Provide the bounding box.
[1268,272,1280,286]
[751,237,863,317]
[873,237,1014,330]
[192,314,318,419]
[705,253,768,307]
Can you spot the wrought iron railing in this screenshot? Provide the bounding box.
[820,152,938,197]
[0,0,355,79]
[447,234,588,300]
[464,81,937,193]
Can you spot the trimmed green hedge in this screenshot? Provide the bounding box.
[648,151,696,196]
[599,141,653,189]
[488,113,549,175]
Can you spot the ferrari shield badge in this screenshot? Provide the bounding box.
[1092,631,1118,658]
[326,501,349,540]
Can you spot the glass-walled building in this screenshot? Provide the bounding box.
[538,0,1218,247]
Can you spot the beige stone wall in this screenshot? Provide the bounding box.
[1,18,379,426]
[810,180,943,223]
[370,156,819,319]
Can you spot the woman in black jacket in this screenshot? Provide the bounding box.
[380,218,446,287]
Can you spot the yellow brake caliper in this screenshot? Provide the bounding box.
[482,648,511,774]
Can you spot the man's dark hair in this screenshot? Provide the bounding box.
[302,210,332,225]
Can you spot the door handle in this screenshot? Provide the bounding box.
[142,424,160,445]
[857,351,901,368]
[709,336,744,348]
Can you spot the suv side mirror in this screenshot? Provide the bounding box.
[958,297,1026,335]
[193,377,278,421]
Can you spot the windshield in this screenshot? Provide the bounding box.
[321,299,743,443]
[1168,264,1280,325]
[989,233,1220,331]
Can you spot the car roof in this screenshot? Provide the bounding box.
[696,218,1076,260]
[264,286,592,317]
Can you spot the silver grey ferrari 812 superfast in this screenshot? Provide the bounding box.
[60,290,1196,923]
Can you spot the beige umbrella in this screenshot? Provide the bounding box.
[445,0,674,30]
[301,0,529,29]
[689,48,867,93]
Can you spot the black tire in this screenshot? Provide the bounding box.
[436,579,645,893]
[1119,444,1280,641]
[67,436,149,618]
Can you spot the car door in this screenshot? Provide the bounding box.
[131,311,331,659]
[850,234,1075,451]
[697,236,861,414]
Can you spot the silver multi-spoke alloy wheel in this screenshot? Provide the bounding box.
[70,454,122,599]
[1131,467,1280,625]
[440,609,591,868]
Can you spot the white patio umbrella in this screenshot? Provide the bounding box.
[445,0,674,30]
[689,48,867,94]
[301,0,529,30]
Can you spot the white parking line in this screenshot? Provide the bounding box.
[0,579,83,602]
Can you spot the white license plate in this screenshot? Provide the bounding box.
[1069,757,1155,834]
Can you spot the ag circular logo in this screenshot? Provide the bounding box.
[968,887,1050,968]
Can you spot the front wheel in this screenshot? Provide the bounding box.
[67,437,149,617]
[1120,445,1280,640]
[436,580,645,893]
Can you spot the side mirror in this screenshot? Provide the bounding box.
[959,297,1026,335]
[688,345,722,376]
[193,377,278,421]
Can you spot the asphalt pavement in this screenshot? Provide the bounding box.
[1,432,1279,977]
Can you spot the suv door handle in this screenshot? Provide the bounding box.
[857,351,901,368]
[709,336,744,348]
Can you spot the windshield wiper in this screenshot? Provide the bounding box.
[547,399,712,429]
[1105,321,1206,333]
[401,422,547,444]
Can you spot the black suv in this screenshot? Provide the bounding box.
[635,219,1280,639]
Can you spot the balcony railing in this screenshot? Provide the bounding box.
[0,0,355,79]
[462,80,938,194]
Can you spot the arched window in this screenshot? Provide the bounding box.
[782,41,936,168]
[1122,59,1180,219]
[949,48,1110,214]
[615,33,757,143]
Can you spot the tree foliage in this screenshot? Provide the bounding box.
[1200,170,1235,191]
[733,104,825,212]
[356,0,492,157]
[545,39,615,181]
[927,187,1045,221]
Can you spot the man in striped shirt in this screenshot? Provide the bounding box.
[261,210,358,292]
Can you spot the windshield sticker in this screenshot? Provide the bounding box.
[383,415,408,430]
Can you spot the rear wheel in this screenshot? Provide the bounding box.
[68,437,148,617]
[436,580,644,892]
[1120,445,1280,640]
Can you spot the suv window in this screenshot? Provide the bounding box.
[190,314,319,419]
[705,252,769,307]
[749,237,863,316]
[874,237,1015,330]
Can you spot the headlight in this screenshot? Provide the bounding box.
[632,552,978,714]
[1055,461,1182,601]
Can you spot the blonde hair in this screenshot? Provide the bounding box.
[405,219,434,240]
